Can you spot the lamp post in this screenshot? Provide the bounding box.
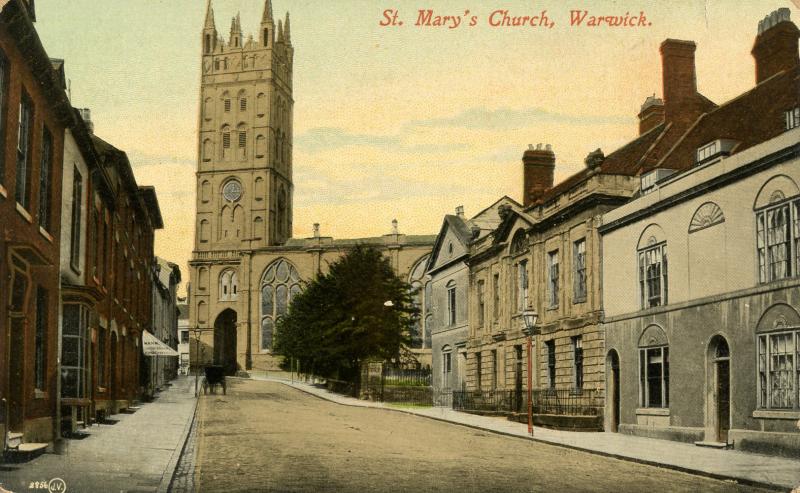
[522,309,538,436]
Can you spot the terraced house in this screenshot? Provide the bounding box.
[0,0,69,451]
[462,30,721,429]
[600,8,800,457]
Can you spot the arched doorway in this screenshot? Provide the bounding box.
[606,350,621,432]
[214,309,238,375]
[706,335,730,443]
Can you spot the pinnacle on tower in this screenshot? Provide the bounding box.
[277,19,284,43]
[230,12,242,47]
[262,0,274,23]
[204,0,216,30]
[284,12,291,44]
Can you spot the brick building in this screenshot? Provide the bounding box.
[0,0,70,448]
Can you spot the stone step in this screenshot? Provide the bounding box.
[6,432,23,449]
[694,440,731,449]
[4,442,48,463]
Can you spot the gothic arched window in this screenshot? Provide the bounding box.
[260,259,301,351]
[408,255,431,349]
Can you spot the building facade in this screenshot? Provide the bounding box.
[462,31,722,428]
[0,0,70,447]
[600,9,800,457]
[427,200,517,392]
[177,302,190,375]
[188,2,435,375]
[146,257,181,394]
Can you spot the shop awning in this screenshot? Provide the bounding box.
[142,330,179,357]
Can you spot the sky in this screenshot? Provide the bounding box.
[33,0,798,296]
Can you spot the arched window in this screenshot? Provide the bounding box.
[238,90,247,112]
[253,216,263,240]
[221,125,231,160]
[408,255,430,348]
[202,139,212,162]
[277,187,287,238]
[197,301,208,324]
[260,259,301,351]
[638,325,669,409]
[256,135,266,158]
[254,177,264,201]
[203,97,213,120]
[510,229,527,255]
[256,93,266,117]
[442,345,453,380]
[237,124,247,160]
[219,269,238,301]
[754,176,800,284]
[200,180,211,203]
[637,225,668,309]
[198,267,208,291]
[199,219,210,242]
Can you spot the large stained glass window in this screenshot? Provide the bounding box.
[260,259,301,351]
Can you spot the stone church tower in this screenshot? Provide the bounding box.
[195,0,293,253]
[189,0,294,374]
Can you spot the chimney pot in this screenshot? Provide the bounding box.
[455,205,465,217]
[752,9,798,84]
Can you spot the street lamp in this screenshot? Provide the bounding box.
[522,308,538,436]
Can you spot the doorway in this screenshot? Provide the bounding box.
[607,350,621,432]
[7,267,30,432]
[708,336,730,443]
[213,309,238,375]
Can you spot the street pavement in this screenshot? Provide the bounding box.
[269,376,800,492]
[0,376,197,493]
[191,378,774,493]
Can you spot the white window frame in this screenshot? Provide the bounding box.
[757,329,800,410]
[756,198,798,284]
[638,242,668,309]
[639,346,669,409]
[548,250,559,308]
[447,282,457,326]
[573,239,587,302]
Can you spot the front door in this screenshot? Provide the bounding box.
[213,310,238,375]
[716,359,730,442]
[612,355,621,433]
[710,336,730,443]
[7,268,30,431]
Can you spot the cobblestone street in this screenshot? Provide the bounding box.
[188,379,771,493]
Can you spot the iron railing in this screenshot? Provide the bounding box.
[452,388,601,416]
[452,390,522,413]
[533,388,601,416]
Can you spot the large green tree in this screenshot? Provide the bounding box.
[274,245,418,381]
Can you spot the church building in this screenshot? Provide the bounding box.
[188,1,434,375]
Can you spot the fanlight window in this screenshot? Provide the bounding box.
[260,260,301,351]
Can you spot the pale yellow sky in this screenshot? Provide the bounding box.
[33,0,798,296]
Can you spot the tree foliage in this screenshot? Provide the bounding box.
[274,245,418,380]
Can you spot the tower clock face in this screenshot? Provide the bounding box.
[222,180,242,202]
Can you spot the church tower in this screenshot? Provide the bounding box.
[195,0,294,254]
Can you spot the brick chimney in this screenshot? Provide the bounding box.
[752,8,799,84]
[660,39,701,126]
[638,95,664,135]
[523,143,555,207]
